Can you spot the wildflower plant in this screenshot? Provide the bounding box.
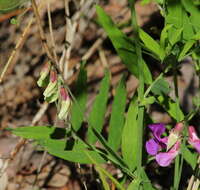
[8,0,200,189]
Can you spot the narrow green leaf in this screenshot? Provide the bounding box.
[108,77,127,151]
[178,40,195,61]
[169,28,183,47]
[46,148,105,164]
[139,29,165,60]
[181,145,197,170]
[157,95,184,122]
[40,137,106,164]
[91,127,129,172]
[166,0,194,41]
[121,96,138,171]
[96,5,152,84]
[87,70,110,144]
[181,0,200,32]
[127,178,141,190]
[160,24,173,49]
[151,77,170,96]
[71,65,87,131]
[12,126,61,140]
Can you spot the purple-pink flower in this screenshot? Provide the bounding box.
[146,123,200,167]
[146,123,182,167]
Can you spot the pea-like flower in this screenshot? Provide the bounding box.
[146,123,183,167]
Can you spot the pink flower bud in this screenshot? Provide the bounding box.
[42,62,51,73]
[37,62,51,87]
[173,123,184,134]
[60,87,69,101]
[58,87,71,120]
[50,70,57,83]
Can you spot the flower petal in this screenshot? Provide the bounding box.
[148,123,165,139]
[156,152,177,167]
[146,139,160,155]
[148,123,167,147]
[155,141,180,167]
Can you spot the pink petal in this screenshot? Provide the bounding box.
[156,141,180,167]
[146,139,160,155]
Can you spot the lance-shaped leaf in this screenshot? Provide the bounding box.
[108,77,127,151]
[157,95,184,122]
[87,71,110,144]
[71,65,87,131]
[139,29,165,60]
[96,5,152,84]
[121,96,138,171]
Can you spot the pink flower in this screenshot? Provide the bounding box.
[188,126,200,153]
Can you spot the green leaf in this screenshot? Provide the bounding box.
[181,0,200,32]
[178,40,195,61]
[91,127,129,172]
[139,29,165,60]
[160,24,173,49]
[12,126,63,140]
[121,96,138,171]
[46,148,105,164]
[169,28,183,47]
[108,77,127,151]
[157,95,184,122]
[140,96,155,106]
[166,0,194,41]
[87,70,110,144]
[127,168,155,190]
[96,5,152,84]
[151,77,170,96]
[127,178,141,190]
[181,145,197,170]
[71,65,87,131]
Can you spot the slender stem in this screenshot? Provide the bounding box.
[172,57,182,190]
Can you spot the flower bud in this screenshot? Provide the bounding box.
[37,62,51,87]
[58,87,71,120]
[43,69,59,103]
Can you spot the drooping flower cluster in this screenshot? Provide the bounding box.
[146,123,200,167]
[37,62,71,120]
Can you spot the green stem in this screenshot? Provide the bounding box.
[172,57,183,190]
